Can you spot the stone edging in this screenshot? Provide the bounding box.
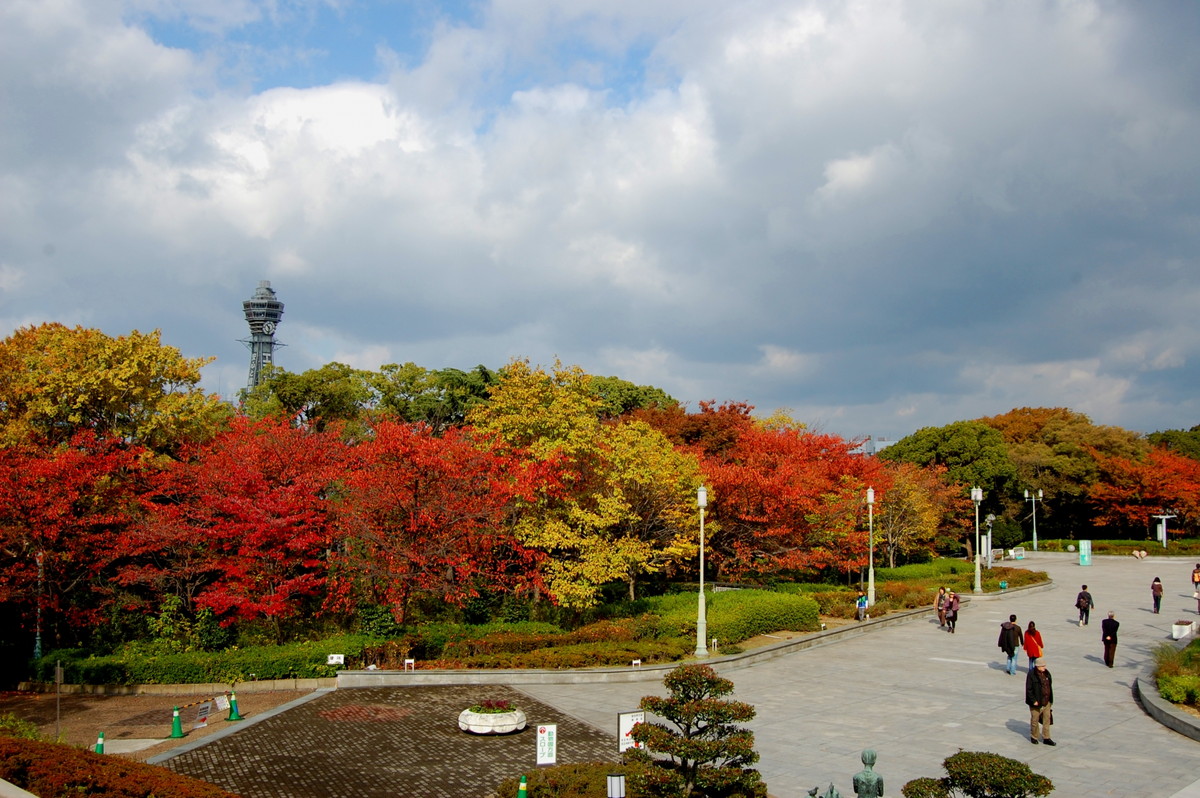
[1133,639,1200,743]
[15,677,336,697]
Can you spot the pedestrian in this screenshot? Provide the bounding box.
[1101,610,1119,668]
[935,586,948,628]
[945,591,960,634]
[856,591,868,622]
[1024,620,1044,669]
[1193,564,1200,613]
[1025,660,1055,745]
[1151,577,1163,614]
[1076,584,1094,626]
[998,614,1024,675]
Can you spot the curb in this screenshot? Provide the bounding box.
[16,677,337,697]
[1134,638,1200,744]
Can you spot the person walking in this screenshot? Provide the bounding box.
[1026,660,1055,745]
[1101,610,1119,668]
[945,591,960,634]
[1192,564,1200,613]
[998,614,1024,675]
[1023,620,1044,669]
[856,591,868,621]
[1076,584,1094,626]
[935,586,948,628]
[1151,577,1164,614]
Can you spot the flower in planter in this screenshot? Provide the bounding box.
[467,699,516,714]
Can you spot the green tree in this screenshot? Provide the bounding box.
[241,362,377,432]
[879,421,1016,516]
[628,664,765,798]
[372,362,497,431]
[1148,425,1200,461]
[589,375,677,420]
[0,323,228,452]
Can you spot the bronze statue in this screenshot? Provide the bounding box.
[852,749,884,798]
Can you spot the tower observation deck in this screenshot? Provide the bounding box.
[242,280,284,391]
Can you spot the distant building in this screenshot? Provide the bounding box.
[241,280,284,391]
[858,436,897,456]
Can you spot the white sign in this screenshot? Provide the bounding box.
[618,711,644,752]
[327,654,345,665]
[536,724,558,765]
[215,695,230,711]
[194,701,213,730]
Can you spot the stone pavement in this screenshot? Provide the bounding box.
[156,553,1200,798]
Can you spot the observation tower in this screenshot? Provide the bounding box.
[241,280,284,391]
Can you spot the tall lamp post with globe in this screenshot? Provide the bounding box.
[971,487,984,594]
[695,485,709,658]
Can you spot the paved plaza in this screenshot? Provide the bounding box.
[156,554,1200,798]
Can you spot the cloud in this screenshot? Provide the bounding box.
[3,0,1200,440]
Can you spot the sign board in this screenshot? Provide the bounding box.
[536,724,558,765]
[327,654,345,665]
[618,711,644,752]
[1079,540,1092,567]
[194,701,213,730]
[215,695,230,711]
[54,664,64,685]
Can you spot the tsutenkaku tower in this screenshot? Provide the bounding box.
[242,280,284,391]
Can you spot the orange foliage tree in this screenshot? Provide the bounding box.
[1089,447,1200,537]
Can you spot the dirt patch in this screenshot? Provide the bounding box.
[736,616,859,651]
[0,688,312,762]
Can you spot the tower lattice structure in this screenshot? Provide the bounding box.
[241,280,284,391]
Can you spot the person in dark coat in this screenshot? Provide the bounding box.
[998,614,1024,675]
[945,591,960,633]
[1076,585,1094,626]
[1025,660,1055,745]
[1101,610,1119,668]
[1151,577,1163,614]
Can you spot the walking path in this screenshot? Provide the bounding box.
[520,553,1200,798]
[155,554,1200,798]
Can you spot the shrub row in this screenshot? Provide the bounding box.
[0,735,235,798]
[38,635,377,686]
[430,639,693,669]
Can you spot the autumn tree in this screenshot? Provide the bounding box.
[0,323,228,452]
[1088,447,1200,537]
[333,421,542,623]
[703,419,886,578]
[133,418,346,637]
[978,408,1148,538]
[1147,426,1200,462]
[0,432,142,648]
[875,462,968,566]
[467,360,701,608]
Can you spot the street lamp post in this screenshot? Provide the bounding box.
[695,486,708,658]
[1025,489,1043,551]
[971,487,983,594]
[34,551,44,661]
[866,487,876,606]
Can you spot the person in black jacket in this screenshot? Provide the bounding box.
[1076,585,1094,626]
[998,614,1024,675]
[1101,611,1119,668]
[1025,661,1055,745]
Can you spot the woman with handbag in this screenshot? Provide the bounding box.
[1024,620,1044,669]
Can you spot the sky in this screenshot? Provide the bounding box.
[3,0,1199,443]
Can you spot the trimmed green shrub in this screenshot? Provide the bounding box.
[941,750,1052,797]
[901,777,950,798]
[1158,675,1200,704]
[0,713,41,741]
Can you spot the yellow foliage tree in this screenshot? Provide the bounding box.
[468,359,700,607]
[0,323,228,452]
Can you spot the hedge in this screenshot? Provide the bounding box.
[0,735,235,798]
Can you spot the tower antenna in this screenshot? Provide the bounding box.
[240,280,285,392]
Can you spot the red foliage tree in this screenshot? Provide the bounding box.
[0,432,142,646]
[132,418,346,631]
[702,424,889,577]
[1089,447,1200,536]
[332,422,545,623]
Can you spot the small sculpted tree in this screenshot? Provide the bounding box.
[628,664,766,798]
[901,750,1052,798]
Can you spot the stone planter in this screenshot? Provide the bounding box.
[1172,622,1193,640]
[458,708,527,734]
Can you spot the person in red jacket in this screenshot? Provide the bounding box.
[1023,620,1044,670]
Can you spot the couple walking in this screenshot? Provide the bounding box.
[935,587,960,633]
[997,614,1044,675]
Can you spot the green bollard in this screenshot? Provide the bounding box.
[227,691,244,722]
[517,775,528,798]
[94,731,105,754]
[170,706,185,738]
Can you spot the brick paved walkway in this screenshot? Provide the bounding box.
[161,686,615,798]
